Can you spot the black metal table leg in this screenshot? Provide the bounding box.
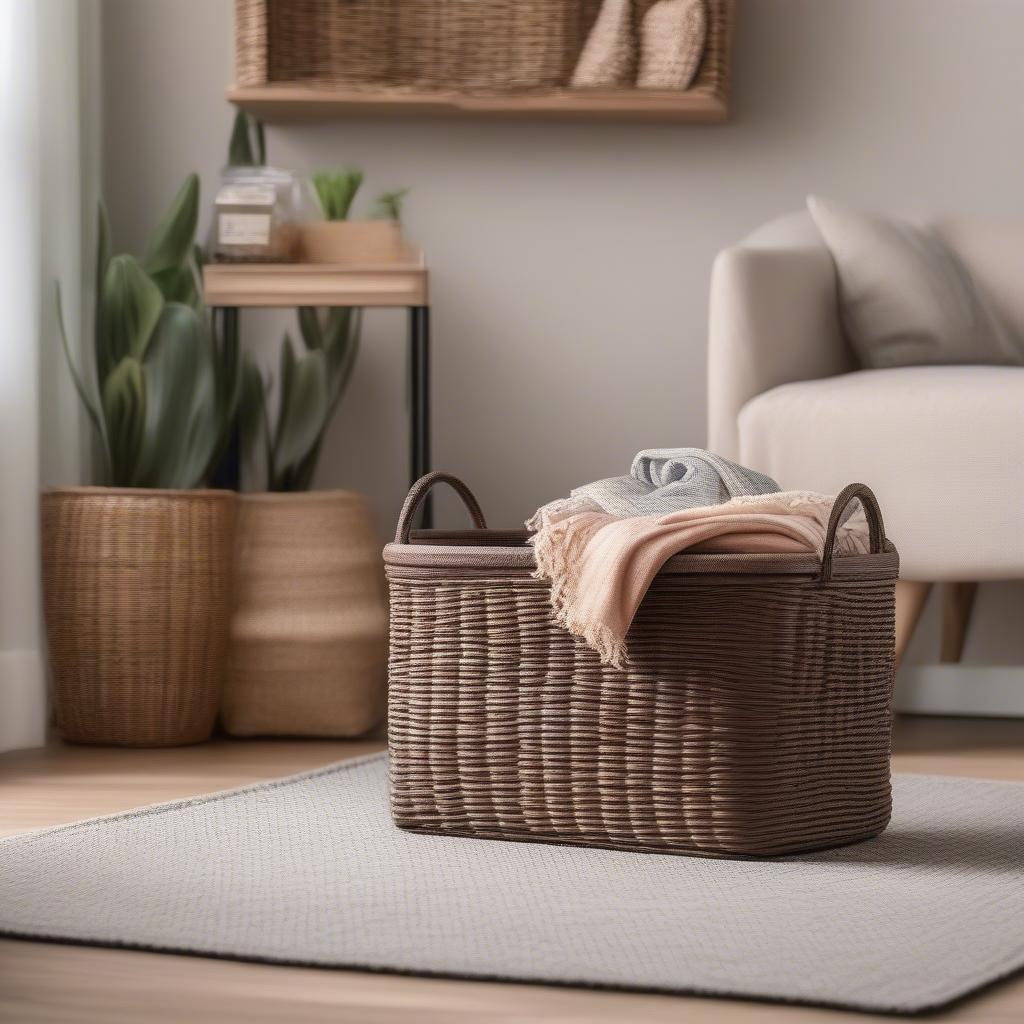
[409,306,432,528]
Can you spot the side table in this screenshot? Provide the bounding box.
[203,253,432,526]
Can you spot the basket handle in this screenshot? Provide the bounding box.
[395,472,488,543]
[820,483,887,583]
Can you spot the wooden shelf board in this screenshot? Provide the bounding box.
[203,260,428,308]
[227,84,730,124]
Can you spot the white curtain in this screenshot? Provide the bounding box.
[0,0,96,752]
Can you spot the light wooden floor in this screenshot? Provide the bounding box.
[1,716,1022,1023]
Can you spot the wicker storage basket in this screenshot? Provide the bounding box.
[224,491,387,738]
[41,488,237,747]
[235,0,604,91]
[385,473,899,859]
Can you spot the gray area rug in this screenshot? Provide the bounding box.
[1,754,1022,1015]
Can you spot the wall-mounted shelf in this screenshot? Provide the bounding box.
[230,0,734,125]
[227,84,730,125]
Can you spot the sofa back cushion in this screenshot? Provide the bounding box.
[807,195,1023,369]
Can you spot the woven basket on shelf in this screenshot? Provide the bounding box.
[385,473,899,859]
[400,0,603,91]
[235,0,603,91]
[41,488,237,747]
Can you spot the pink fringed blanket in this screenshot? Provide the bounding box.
[528,491,869,668]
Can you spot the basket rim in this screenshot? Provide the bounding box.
[238,488,369,505]
[384,534,899,580]
[42,486,237,500]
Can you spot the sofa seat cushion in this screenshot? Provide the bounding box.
[738,366,1024,580]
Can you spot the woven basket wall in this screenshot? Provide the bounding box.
[385,474,899,859]
[223,491,388,738]
[234,0,752,92]
[41,489,237,748]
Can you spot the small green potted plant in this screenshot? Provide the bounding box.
[42,175,240,747]
[301,171,413,264]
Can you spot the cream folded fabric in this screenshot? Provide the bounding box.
[529,491,869,668]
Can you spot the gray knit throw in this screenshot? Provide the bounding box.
[572,448,780,517]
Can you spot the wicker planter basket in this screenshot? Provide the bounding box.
[223,491,388,738]
[236,0,604,91]
[385,473,899,859]
[41,488,237,747]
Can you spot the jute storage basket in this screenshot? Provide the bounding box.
[41,488,237,747]
[224,491,388,738]
[385,473,899,859]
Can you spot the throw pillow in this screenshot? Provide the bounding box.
[807,195,1021,368]
[571,0,636,88]
[637,0,707,90]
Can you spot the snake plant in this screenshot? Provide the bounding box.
[58,174,240,489]
[227,110,266,168]
[242,306,360,492]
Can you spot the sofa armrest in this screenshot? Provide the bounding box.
[707,242,853,461]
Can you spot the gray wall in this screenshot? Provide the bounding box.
[100,0,1024,677]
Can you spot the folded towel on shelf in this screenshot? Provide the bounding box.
[528,452,870,668]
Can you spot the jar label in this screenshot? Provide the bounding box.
[219,213,271,246]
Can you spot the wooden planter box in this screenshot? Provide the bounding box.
[299,221,414,265]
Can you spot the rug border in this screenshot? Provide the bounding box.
[3,921,1022,1018]
[2,759,1023,1017]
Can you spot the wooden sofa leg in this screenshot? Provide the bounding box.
[940,582,978,664]
[895,581,932,668]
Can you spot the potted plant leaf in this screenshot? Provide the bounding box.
[42,174,240,747]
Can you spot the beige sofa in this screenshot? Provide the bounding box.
[708,212,1024,662]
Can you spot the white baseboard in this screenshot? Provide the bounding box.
[895,665,1024,718]
[0,649,47,752]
